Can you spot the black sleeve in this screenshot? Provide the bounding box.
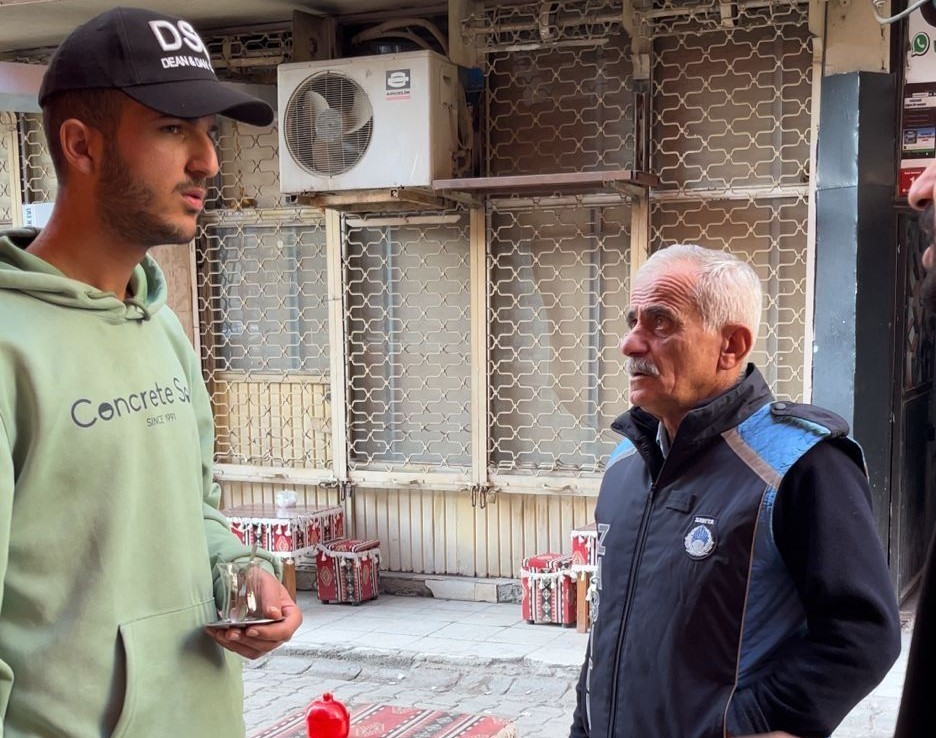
[734,440,901,738]
[895,527,936,737]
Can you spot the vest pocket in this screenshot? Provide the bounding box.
[110,600,245,738]
[725,687,770,736]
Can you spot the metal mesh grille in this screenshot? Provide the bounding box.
[18,113,57,206]
[211,117,288,210]
[345,214,472,472]
[489,199,632,476]
[650,0,812,401]
[197,212,331,470]
[465,0,623,51]
[483,4,635,176]
[198,29,338,473]
[645,0,809,40]
[480,3,639,477]
[652,196,808,399]
[0,114,12,226]
[206,26,291,74]
[651,9,811,192]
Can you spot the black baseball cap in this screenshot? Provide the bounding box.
[38,6,274,127]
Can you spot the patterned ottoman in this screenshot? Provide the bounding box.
[570,522,599,632]
[570,522,598,570]
[520,552,576,626]
[315,539,381,605]
[224,503,345,561]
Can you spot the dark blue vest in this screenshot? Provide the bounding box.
[581,389,863,738]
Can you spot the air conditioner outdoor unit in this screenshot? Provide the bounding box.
[277,50,458,194]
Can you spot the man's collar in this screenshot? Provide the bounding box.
[614,363,772,449]
[655,421,671,457]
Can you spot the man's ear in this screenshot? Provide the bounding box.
[718,323,754,371]
[58,119,102,177]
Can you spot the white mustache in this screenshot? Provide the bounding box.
[625,357,660,377]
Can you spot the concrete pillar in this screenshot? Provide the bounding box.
[812,72,897,539]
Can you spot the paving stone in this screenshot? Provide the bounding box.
[303,657,363,682]
[359,684,410,703]
[262,655,315,675]
[442,696,513,715]
[505,675,570,702]
[459,673,515,696]
[401,666,461,691]
[356,666,413,685]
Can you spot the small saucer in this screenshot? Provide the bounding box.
[205,617,283,629]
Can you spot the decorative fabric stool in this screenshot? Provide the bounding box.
[223,501,346,601]
[570,522,599,632]
[315,539,381,604]
[520,552,576,626]
[224,502,345,562]
[570,522,598,570]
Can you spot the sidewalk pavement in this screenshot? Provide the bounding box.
[243,592,911,738]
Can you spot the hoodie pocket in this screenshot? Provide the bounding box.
[110,600,245,738]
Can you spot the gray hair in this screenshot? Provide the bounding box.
[638,244,762,344]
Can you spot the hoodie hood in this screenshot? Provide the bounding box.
[0,228,167,321]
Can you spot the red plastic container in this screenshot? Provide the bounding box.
[305,692,350,738]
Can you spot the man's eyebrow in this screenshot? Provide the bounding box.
[644,305,677,320]
[627,304,679,323]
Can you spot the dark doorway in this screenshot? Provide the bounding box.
[890,209,936,597]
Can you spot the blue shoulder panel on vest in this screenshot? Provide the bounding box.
[606,438,637,470]
[736,402,833,481]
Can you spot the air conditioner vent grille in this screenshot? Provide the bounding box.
[283,71,374,176]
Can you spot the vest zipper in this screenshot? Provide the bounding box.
[606,480,658,737]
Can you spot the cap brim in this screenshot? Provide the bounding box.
[123,79,274,127]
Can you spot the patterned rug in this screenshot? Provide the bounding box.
[249,702,518,738]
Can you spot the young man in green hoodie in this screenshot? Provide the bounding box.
[0,8,302,737]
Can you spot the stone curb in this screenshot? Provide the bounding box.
[275,641,581,681]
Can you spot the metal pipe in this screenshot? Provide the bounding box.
[464,12,622,34]
[650,184,809,202]
[642,0,804,20]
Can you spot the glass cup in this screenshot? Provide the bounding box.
[215,560,265,624]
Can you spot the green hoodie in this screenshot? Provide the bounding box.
[0,230,275,738]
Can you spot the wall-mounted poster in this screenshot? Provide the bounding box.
[901,5,936,195]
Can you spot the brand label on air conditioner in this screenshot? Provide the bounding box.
[385,68,411,100]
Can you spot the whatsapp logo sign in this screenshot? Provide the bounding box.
[913,31,931,57]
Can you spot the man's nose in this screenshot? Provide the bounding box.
[908,160,936,211]
[620,330,642,356]
[189,130,220,180]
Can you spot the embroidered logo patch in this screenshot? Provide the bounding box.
[684,516,716,559]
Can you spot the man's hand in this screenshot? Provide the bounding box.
[205,568,303,659]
